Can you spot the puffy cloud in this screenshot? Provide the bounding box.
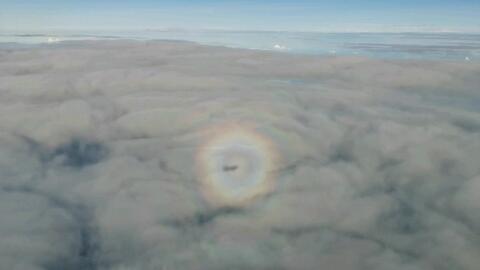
[0,40,479,269]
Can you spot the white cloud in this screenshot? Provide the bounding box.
[0,40,479,269]
[273,44,288,50]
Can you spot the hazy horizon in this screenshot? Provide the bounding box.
[2,30,479,62]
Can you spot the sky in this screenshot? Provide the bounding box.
[0,0,480,33]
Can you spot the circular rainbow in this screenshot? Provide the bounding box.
[195,122,280,207]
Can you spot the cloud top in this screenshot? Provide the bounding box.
[0,40,480,270]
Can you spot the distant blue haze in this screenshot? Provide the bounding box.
[1,0,479,32]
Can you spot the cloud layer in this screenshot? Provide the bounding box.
[1,40,480,270]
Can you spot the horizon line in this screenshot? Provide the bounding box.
[2,28,480,35]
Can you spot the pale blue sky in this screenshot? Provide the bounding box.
[1,0,479,32]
